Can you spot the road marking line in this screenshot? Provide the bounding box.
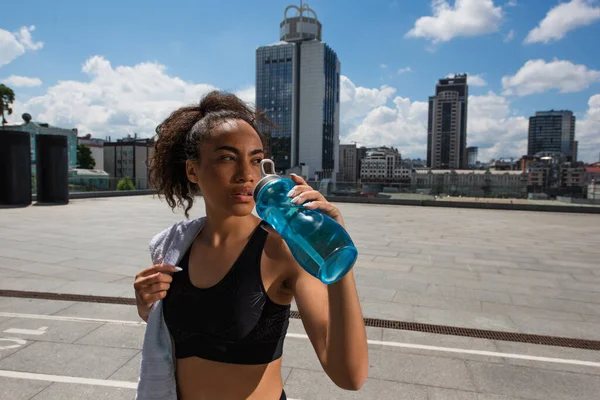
[4,327,48,335]
[3,312,599,369]
[0,312,144,326]
[0,370,302,399]
[286,333,600,368]
[0,337,27,350]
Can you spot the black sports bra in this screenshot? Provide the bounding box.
[163,222,291,365]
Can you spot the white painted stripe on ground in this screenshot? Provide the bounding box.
[3,312,599,369]
[0,312,144,326]
[4,327,48,335]
[287,333,600,368]
[0,370,302,399]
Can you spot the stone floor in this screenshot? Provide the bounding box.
[1,195,600,399]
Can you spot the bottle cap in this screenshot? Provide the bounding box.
[253,159,280,200]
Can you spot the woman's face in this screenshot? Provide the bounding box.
[186,119,265,217]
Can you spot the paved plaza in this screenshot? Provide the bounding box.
[1,195,600,399]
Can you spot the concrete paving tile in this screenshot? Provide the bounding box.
[368,347,476,390]
[410,265,481,280]
[498,268,576,281]
[0,277,68,292]
[0,317,102,344]
[572,274,600,284]
[0,377,51,400]
[0,268,32,279]
[426,284,513,304]
[467,360,600,400]
[0,341,139,379]
[0,256,30,268]
[392,291,482,312]
[481,302,585,322]
[52,281,133,297]
[427,387,526,400]
[282,337,322,370]
[50,268,128,283]
[355,275,429,294]
[454,257,519,269]
[493,340,600,376]
[281,367,292,383]
[31,383,135,400]
[355,260,412,272]
[374,255,434,267]
[284,368,429,400]
[108,351,141,382]
[432,261,499,274]
[53,302,140,321]
[357,285,397,302]
[2,262,74,277]
[559,280,600,293]
[0,333,35,361]
[381,329,501,363]
[75,323,145,349]
[583,314,600,323]
[414,307,519,332]
[510,294,600,316]
[479,272,558,288]
[360,301,414,322]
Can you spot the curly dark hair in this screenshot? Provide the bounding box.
[149,90,271,218]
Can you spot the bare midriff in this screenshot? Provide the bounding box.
[175,356,284,400]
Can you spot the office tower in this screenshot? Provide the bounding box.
[427,74,469,169]
[467,146,478,168]
[338,143,358,182]
[527,110,577,161]
[256,2,340,180]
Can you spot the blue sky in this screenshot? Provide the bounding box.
[1,0,600,162]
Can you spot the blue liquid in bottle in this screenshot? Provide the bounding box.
[254,160,358,284]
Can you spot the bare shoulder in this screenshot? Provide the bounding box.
[261,224,296,269]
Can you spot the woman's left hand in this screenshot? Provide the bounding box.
[288,174,345,227]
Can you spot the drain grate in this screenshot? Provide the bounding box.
[3,289,600,351]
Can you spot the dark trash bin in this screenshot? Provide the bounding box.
[36,134,69,204]
[0,130,32,206]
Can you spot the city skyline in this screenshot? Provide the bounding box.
[1,0,600,162]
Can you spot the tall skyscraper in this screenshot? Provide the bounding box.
[467,146,478,168]
[527,110,577,161]
[427,74,469,169]
[256,2,340,180]
[338,143,358,183]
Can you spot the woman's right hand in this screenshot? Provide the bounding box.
[133,264,180,321]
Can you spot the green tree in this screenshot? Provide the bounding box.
[0,84,15,126]
[77,144,96,169]
[117,177,135,191]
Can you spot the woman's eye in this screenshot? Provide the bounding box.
[221,155,236,161]
[253,158,264,164]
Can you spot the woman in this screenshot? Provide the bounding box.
[133,91,368,400]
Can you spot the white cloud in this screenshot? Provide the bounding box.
[1,75,42,87]
[448,73,487,86]
[405,0,504,43]
[502,58,600,96]
[506,0,518,7]
[525,0,600,44]
[339,76,527,161]
[8,55,217,138]
[234,86,255,105]
[467,91,528,161]
[577,93,600,162]
[398,67,413,74]
[0,25,43,67]
[14,26,44,51]
[339,75,396,123]
[504,29,516,42]
[380,64,388,69]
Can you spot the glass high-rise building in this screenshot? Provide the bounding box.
[527,110,577,161]
[427,74,469,169]
[256,2,340,180]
